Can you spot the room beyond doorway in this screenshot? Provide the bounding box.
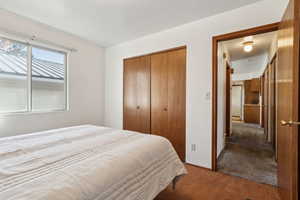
[218,122,277,185]
[211,23,279,186]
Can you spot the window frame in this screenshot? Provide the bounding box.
[0,36,69,116]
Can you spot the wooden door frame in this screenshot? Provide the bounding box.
[269,54,277,150]
[211,22,280,171]
[264,66,270,141]
[261,74,265,128]
[225,62,232,136]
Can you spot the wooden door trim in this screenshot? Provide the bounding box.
[211,22,280,171]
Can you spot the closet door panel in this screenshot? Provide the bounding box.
[151,53,169,138]
[123,56,150,133]
[167,49,186,161]
[124,58,138,131]
[151,48,186,161]
[136,56,151,133]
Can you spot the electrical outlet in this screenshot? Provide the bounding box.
[191,144,196,152]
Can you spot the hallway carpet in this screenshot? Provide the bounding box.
[155,164,280,200]
[218,122,277,186]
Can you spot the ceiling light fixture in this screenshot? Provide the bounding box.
[243,36,254,52]
[243,41,254,52]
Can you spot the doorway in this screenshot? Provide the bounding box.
[211,0,300,199]
[212,23,280,185]
[232,84,243,121]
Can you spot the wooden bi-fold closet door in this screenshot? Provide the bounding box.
[123,56,151,134]
[151,48,186,161]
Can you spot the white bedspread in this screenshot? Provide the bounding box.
[0,125,187,200]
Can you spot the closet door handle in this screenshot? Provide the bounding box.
[136,106,140,110]
[163,108,168,111]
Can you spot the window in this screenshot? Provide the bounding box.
[0,37,68,114]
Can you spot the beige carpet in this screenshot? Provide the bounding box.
[217,122,277,186]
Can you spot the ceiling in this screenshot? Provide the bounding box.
[0,0,262,47]
[222,31,277,61]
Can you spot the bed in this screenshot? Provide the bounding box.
[0,125,187,200]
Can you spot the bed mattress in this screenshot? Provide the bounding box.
[0,125,187,200]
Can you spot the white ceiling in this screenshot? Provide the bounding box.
[0,0,262,47]
[222,31,277,61]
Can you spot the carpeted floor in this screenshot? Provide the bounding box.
[155,164,280,200]
[217,122,277,186]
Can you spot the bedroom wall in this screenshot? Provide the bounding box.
[0,9,105,137]
[216,43,229,158]
[104,0,288,168]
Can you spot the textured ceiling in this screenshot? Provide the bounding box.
[222,31,277,61]
[0,0,262,46]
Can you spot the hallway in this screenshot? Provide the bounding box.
[217,122,277,186]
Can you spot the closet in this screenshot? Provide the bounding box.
[123,47,186,161]
[123,56,151,133]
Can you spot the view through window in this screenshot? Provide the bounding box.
[0,37,67,114]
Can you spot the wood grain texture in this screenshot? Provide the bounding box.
[225,64,231,136]
[277,0,299,199]
[155,164,280,200]
[151,48,186,161]
[213,23,280,42]
[250,78,260,92]
[269,57,276,149]
[264,67,269,137]
[123,56,151,133]
[261,75,265,128]
[151,52,169,138]
[244,104,260,124]
[244,79,260,105]
[166,48,186,161]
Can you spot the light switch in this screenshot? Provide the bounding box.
[205,92,210,100]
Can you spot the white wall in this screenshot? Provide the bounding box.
[105,0,288,168]
[216,43,229,157]
[232,53,269,81]
[0,78,65,112]
[232,85,243,117]
[0,9,105,137]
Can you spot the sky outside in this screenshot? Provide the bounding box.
[0,38,65,64]
[32,47,65,64]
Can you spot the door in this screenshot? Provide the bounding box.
[167,48,186,161]
[261,75,265,128]
[151,48,186,161]
[269,57,276,150]
[123,56,151,133]
[264,68,269,138]
[151,52,169,139]
[225,64,232,135]
[277,0,299,199]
